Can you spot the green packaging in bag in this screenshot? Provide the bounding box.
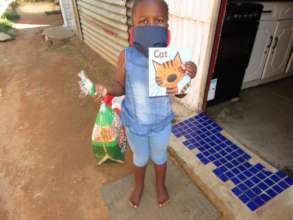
[91,100,126,165]
[78,70,126,165]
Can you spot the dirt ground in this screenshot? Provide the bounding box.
[0,3,133,220]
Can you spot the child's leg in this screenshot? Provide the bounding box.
[154,163,169,207]
[149,124,172,207]
[125,128,150,207]
[130,165,147,208]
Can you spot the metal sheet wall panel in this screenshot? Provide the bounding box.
[165,0,220,110]
[77,0,129,65]
[167,0,212,22]
[126,0,134,26]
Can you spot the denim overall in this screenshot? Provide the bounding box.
[121,47,174,166]
[121,47,175,136]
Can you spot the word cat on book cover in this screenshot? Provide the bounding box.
[149,48,192,97]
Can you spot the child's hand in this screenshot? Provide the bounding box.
[93,84,107,103]
[183,61,197,79]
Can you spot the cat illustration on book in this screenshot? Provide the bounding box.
[152,52,191,95]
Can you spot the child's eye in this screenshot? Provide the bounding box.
[139,19,148,25]
[156,18,165,24]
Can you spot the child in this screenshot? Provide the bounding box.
[94,0,197,208]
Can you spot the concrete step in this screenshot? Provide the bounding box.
[42,26,74,46]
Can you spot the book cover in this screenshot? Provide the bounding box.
[149,48,192,97]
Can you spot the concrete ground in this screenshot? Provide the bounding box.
[101,159,219,220]
[0,2,220,220]
[207,77,293,177]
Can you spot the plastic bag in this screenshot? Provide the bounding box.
[78,70,96,97]
[91,96,126,165]
[78,70,126,165]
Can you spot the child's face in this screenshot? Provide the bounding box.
[133,1,168,28]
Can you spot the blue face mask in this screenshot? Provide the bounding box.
[133,26,168,57]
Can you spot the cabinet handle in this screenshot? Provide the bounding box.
[265,36,273,54]
[262,10,273,14]
[272,37,279,53]
[267,36,273,49]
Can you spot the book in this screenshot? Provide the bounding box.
[149,48,192,97]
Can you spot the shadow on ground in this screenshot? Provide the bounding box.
[208,77,293,177]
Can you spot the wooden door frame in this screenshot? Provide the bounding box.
[202,0,228,112]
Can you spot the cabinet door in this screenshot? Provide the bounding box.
[279,3,293,20]
[262,20,293,79]
[243,21,277,83]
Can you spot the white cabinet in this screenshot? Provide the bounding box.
[259,2,293,21]
[262,20,293,79]
[244,21,277,82]
[243,2,293,88]
[278,4,293,20]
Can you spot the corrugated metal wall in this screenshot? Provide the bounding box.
[77,0,130,65]
[126,0,134,26]
[165,0,220,110]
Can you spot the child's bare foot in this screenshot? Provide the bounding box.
[157,185,170,208]
[128,187,144,208]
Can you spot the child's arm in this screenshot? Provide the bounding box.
[93,51,125,103]
[106,51,126,96]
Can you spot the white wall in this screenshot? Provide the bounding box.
[0,0,13,17]
[166,0,221,112]
[60,0,76,29]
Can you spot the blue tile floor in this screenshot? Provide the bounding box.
[172,113,293,212]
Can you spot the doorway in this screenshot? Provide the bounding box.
[205,1,293,177]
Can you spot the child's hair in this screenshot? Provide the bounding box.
[132,0,169,18]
